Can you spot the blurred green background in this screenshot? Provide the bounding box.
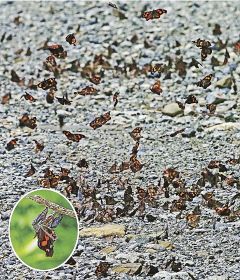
[10,189,78,270]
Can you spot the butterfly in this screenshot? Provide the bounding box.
[10,70,25,86]
[66,33,77,46]
[130,155,143,173]
[130,127,142,142]
[6,138,18,151]
[33,140,44,153]
[233,41,240,54]
[21,92,36,102]
[163,168,180,182]
[192,38,212,61]
[119,161,130,172]
[46,89,55,103]
[75,86,98,96]
[176,101,185,110]
[63,131,86,142]
[212,24,222,36]
[185,94,198,104]
[38,78,57,91]
[90,112,111,129]
[150,63,165,75]
[45,55,57,67]
[196,74,213,89]
[142,9,167,21]
[131,141,140,156]
[32,208,63,257]
[77,159,89,168]
[56,93,71,105]
[189,58,202,68]
[95,262,110,277]
[19,113,37,129]
[25,163,36,177]
[206,103,216,114]
[2,93,11,105]
[150,80,162,95]
[48,44,67,58]
[113,92,119,108]
[89,74,101,85]
[222,48,230,65]
[38,175,60,188]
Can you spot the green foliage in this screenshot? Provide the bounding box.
[10,190,78,270]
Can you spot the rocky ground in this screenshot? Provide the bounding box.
[0,1,240,279]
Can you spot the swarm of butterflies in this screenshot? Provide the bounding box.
[2,2,240,272]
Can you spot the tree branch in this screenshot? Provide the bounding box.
[27,195,76,218]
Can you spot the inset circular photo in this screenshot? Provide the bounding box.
[9,189,79,271]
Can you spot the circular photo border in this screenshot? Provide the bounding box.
[8,188,79,271]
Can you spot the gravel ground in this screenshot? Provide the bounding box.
[0,1,240,279]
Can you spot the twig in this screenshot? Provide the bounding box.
[27,195,76,218]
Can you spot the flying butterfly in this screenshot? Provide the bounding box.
[90,111,111,129]
[63,131,86,142]
[19,113,37,129]
[150,80,162,95]
[21,92,37,102]
[142,9,167,21]
[130,127,142,142]
[196,74,213,89]
[66,33,77,46]
[38,78,57,91]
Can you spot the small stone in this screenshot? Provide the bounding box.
[162,102,183,117]
[215,76,232,89]
[157,241,174,250]
[100,246,117,255]
[79,224,126,238]
[205,122,240,132]
[112,263,142,275]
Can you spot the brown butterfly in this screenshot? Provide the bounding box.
[113,92,119,108]
[150,80,162,95]
[75,86,98,96]
[33,140,44,153]
[45,55,57,67]
[185,95,198,104]
[163,168,180,182]
[46,89,55,103]
[6,138,18,151]
[206,103,216,114]
[59,167,70,181]
[142,9,167,21]
[196,74,213,89]
[90,112,111,129]
[66,33,77,46]
[109,2,118,9]
[212,24,222,36]
[189,58,202,68]
[63,131,86,142]
[77,159,89,168]
[170,198,186,212]
[150,63,165,75]
[130,155,143,173]
[186,213,200,228]
[130,127,142,142]
[233,41,240,54]
[38,78,57,91]
[176,101,185,110]
[222,48,230,65]
[192,38,212,61]
[38,175,60,188]
[89,74,101,85]
[131,141,140,156]
[2,93,11,104]
[25,163,36,177]
[19,113,37,129]
[48,44,67,58]
[95,262,110,277]
[11,70,25,86]
[108,162,119,174]
[119,161,130,172]
[56,93,71,105]
[21,92,36,102]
